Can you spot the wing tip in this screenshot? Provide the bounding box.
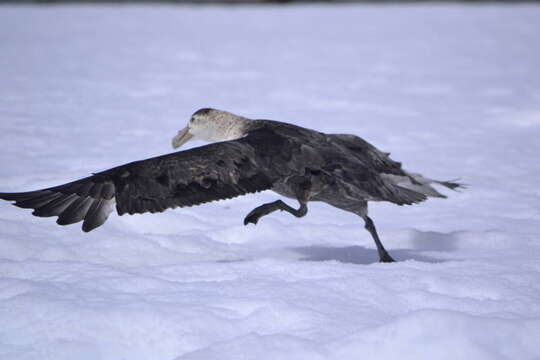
[1,191,46,202]
[81,222,96,232]
[1,178,116,232]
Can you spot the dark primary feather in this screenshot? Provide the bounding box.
[0,177,117,232]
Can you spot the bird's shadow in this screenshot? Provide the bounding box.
[290,230,461,265]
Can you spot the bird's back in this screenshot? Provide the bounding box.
[327,133,407,177]
[244,121,426,206]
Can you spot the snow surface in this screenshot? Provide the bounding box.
[1,3,540,360]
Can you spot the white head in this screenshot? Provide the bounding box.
[172,108,252,149]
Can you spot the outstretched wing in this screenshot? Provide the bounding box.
[0,136,282,232]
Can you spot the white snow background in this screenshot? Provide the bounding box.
[1,3,540,360]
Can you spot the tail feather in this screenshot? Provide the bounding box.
[436,178,467,191]
[382,172,466,201]
[388,185,428,205]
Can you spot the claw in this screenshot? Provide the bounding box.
[243,212,260,225]
[379,253,396,263]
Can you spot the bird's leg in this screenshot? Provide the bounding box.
[363,216,395,263]
[244,200,307,225]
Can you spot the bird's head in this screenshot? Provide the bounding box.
[172,108,251,149]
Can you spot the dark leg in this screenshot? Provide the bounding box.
[244,200,307,225]
[363,216,395,263]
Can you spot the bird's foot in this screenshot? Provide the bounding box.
[379,252,396,263]
[243,211,262,225]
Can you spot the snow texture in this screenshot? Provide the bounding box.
[1,3,540,360]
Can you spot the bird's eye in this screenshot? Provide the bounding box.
[190,117,195,123]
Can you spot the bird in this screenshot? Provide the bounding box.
[0,108,463,262]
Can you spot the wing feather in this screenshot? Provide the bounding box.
[0,176,118,231]
[15,192,63,209]
[82,198,113,232]
[56,196,94,225]
[33,193,79,217]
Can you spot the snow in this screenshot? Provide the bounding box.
[1,3,540,360]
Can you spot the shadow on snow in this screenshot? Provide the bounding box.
[291,229,462,265]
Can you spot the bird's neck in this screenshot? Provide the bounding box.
[210,115,253,142]
[220,116,253,140]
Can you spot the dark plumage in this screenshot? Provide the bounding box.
[0,108,463,262]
